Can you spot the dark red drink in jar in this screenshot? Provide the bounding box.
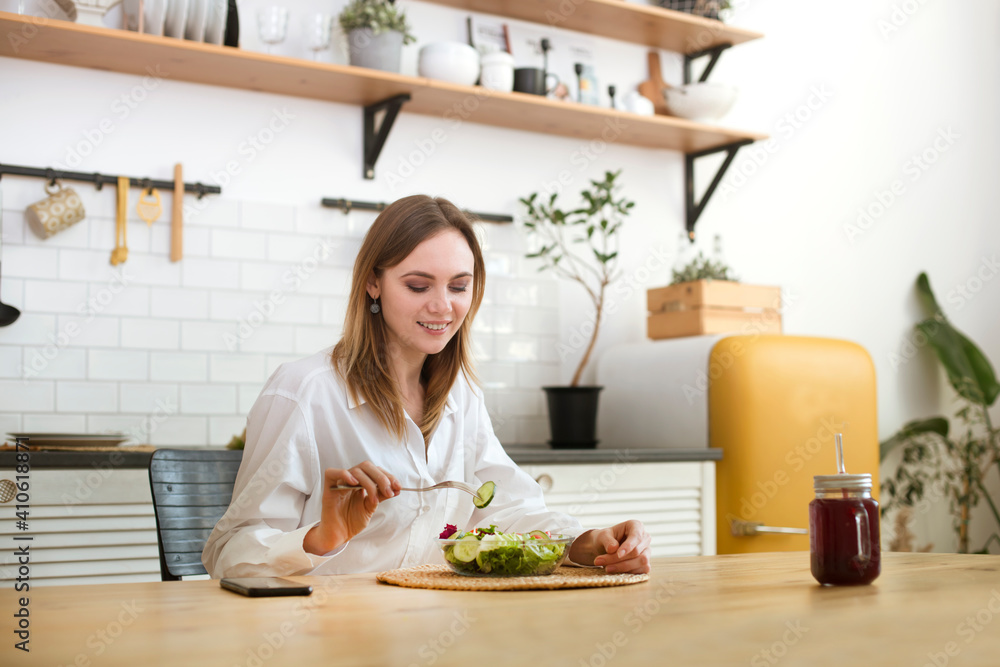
[809,473,880,585]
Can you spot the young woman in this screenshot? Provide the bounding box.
[202,195,651,577]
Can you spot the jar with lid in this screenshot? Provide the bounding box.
[809,473,880,585]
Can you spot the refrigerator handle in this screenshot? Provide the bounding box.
[730,519,808,537]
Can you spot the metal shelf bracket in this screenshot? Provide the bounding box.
[684,139,753,241]
[683,43,733,84]
[363,93,411,180]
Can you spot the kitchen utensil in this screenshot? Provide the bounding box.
[305,13,333,60]
[171,163,183,261]
[332,480,480,498]
[663,82,737,120]
[136,185,162,226]
[0,185,22,328]
[110,175,129,266]
[418,42,480,86]
[25,180,86,239]
[257,5,287,55]
[638,50,670,115]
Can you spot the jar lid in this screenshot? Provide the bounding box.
[814,473,872,491]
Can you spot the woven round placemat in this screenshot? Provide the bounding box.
[376,565,649,591]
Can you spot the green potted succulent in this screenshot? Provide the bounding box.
[338,0,416,73]
[880,273,1000,554]
[669,246,738,284]
[646,236,782,340]
[519,170,633,448]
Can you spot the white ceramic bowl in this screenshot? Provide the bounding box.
[663,82,738,121]
[418,42,481,87]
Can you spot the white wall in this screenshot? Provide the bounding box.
[0,0,997,550]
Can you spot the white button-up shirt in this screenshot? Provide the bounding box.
[202,348,583,578]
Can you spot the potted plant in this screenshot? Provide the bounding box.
[338,0,416,73]
[519,170,633,448]
[646,241,782,339]
[880,273,1000,554]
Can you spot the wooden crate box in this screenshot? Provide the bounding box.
[647,280,782,340]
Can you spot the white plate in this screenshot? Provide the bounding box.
[202,0,226,45]
[163,0,188,38]
[184,0,206,41]
[6,432,130,447]
[123,0,167,35]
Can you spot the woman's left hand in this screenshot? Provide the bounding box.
[568,520,652,574]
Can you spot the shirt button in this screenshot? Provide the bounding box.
[421,505,431,513]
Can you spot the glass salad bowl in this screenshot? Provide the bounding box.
[439,528,573,577]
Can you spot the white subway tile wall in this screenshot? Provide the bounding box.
[0,190,559,446]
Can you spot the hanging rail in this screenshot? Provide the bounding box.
[0,163,221,197]
[321,198,513,223]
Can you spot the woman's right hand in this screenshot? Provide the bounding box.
[303,461,401,556]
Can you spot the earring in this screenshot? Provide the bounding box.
[369,296,380,314]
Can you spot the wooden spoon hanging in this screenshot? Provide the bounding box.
[638,50,670,115]
[110,176,129,266]
[170,163,183,262]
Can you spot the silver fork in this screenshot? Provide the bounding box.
[331,480,479,498]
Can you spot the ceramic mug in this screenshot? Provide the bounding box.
[26,181,86,239]
[480,51,515,92]
[513,67,559,96]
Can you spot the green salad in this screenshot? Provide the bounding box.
[439,524,568,576]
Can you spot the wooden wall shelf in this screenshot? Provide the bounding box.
[0,12,764,156]
[422,0,763,54]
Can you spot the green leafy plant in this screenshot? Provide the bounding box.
[670,251,738,285]
[880,272,1000,554]
[338,0,416,44]
[519,170,633,386]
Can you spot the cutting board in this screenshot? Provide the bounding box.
[638,50,670,115]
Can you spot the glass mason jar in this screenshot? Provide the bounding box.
[809,473,881,586]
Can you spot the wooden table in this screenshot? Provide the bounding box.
[5,552,1000,666]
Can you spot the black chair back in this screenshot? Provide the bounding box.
[148,448,243,581]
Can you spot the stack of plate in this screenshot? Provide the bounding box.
[122,0,228,44]
[6,432,130,447]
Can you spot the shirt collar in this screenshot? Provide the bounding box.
[347,387,457,416]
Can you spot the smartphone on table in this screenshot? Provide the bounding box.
[220,577,313,597]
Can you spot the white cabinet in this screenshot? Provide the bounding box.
[520,461,716,557]
[0,468,162,586]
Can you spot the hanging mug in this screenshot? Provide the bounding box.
[26,181,86,239]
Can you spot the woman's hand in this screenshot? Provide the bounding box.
[568,520,652,574]
[303,461,401,556]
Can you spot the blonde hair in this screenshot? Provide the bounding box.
[332,195,485,444]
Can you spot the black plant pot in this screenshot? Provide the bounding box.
[542,386,603,449]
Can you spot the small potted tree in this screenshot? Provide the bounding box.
[519,170,633,448]
[338,0,416,73]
